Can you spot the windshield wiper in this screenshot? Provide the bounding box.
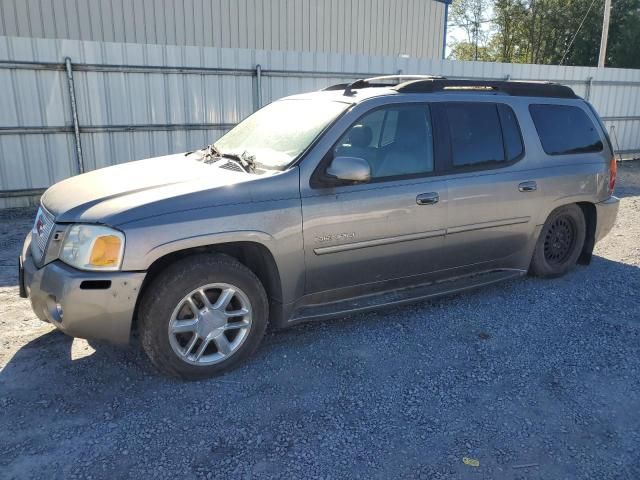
[238,151,257,172]
[189,144,256,172]
[217,149,256,173]
[185,144,220,162]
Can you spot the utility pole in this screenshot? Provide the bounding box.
[598,0,612,68]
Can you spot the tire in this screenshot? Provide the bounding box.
[138,253,269,379]
[529,204,586,278]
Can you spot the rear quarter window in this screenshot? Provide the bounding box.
[529,104,603,155]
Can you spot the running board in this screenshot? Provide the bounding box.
[289,269,525,324]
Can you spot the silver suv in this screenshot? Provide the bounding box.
[19,76,620,379]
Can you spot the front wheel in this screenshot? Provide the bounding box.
[138,254,269,379]
[529,204,586,278]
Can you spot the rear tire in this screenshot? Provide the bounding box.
[138,253,268,379]
[529,204,586,278]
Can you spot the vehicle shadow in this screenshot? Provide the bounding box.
[615,185,640,198]
[1,255,639,479]
[0,330,160,391]
[615,160,640,198]
[0,208,33,288]
[2,255,638,394]
[0,267,19,288]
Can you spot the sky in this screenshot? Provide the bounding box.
[445,26,467,58]
[444,3,496,59]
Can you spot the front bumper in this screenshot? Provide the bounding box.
[20,235,146,345]
[594,195,620,243]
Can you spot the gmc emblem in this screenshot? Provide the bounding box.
[35,216,45,236]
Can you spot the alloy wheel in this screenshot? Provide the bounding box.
[168,283,252,366]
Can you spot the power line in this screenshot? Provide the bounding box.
[560,0,600,65]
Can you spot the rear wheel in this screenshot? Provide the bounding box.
[529,204,586,278]
[139,254,268,379]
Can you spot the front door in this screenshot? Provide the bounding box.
[300,103,448,298]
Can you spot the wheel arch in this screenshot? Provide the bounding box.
[132,241,285,333]
[577,201,597,265]
[536,197,598,265]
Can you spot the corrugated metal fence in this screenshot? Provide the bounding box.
[1,35,639,208]
[0,0,446,60]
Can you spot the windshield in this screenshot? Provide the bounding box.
[214,99,349,170]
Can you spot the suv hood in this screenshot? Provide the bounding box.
[42,153,263,225]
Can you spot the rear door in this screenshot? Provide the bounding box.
[300,103,449,298]
[434,100,541,271]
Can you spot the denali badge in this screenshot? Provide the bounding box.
[314,232,356,243]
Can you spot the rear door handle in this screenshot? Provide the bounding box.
[416,192,439,205]
[518,181,537,192]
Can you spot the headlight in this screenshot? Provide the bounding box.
[60,225,125,271]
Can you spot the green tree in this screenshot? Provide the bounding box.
[554,0,640,68]
[493,0,529,62]
[608,1,640,68]
[449,0,492,60]
[449,0,640,69]
[448,41,497,61]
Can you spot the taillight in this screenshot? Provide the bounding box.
[608,157,617,195]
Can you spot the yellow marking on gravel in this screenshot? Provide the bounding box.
[463,457,480,467]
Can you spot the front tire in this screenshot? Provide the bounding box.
[139,253,269,379]
[529,204,586,278]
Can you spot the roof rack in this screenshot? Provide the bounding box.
[394,78,577,98]
[322,76,577,99]
[322,75,443,96]
[361,74,443,84]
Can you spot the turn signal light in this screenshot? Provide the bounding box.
[89,235,123,267]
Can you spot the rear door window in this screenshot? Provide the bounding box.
[529,104,603,155]
[442,102,523,168]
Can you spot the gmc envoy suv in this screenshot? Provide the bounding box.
[19,76,620,379]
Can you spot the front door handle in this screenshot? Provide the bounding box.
[518,181,537,192]
[416,192,439,205]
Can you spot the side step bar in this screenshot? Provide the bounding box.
[289,269,526,324]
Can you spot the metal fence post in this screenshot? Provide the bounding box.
[255,64,263,111]
[1,56,639,203]
[64,57,85,174]
[585,76,593,101]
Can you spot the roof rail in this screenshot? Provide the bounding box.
[322,83,351,91]
[321,75,444,96]
[322,76,577,99]
[394,79,577,98]
[363,74,442,84]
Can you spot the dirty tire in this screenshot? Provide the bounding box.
[529,204,586,278]
[138,253,268,380]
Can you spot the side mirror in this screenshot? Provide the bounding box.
[325,156,371,184]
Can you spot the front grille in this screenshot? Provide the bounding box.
[31,206,55,262]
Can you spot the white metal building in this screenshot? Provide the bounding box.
[0,0,448,59]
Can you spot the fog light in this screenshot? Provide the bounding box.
[55,303,64,321]
[47,296,64,323]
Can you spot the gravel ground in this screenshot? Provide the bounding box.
[1,162,639,480]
